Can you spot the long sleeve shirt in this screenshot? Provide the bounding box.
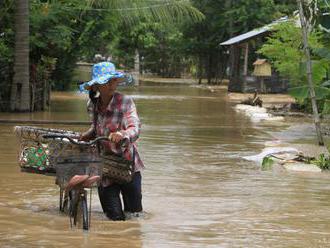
[87,92,144,173]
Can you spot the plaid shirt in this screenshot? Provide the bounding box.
[87,92,144,173]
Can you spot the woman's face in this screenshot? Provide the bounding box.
[92,78,120,94]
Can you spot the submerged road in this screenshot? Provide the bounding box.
[0,86,329,247]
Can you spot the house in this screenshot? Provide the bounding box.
[220,17,290,93]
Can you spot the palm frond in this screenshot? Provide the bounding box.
[85,0,204,24]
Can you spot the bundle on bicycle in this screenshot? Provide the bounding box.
[14,125,134,230]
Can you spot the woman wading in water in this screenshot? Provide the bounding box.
[79,62,144,220]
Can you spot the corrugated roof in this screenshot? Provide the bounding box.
[220,16,289,46]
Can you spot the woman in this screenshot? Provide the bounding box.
[79,62,144,221]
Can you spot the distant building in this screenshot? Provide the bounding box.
[220,17,290,93]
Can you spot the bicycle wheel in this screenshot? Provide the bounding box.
[70,190,79,219]
[75,192,89,230]
[81,196,89,230]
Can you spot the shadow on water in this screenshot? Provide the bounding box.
[1,86,330,247]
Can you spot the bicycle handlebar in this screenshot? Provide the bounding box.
[42,134,129,147]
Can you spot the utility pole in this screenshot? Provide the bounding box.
[297,0,324,146]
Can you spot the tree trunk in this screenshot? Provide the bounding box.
[198,56,203,84]
[11,0,30,111]
[225,0,233,37]
[43,72,49,110]
[133,49,140,86]
[297,0,324,146]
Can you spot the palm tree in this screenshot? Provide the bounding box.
[87,0,204,23]
[10,0,30,111]
[93,0,204,84]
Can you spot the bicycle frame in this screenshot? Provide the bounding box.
[42,134,107,231]
[60,179,94,230]
[42,134,129,230]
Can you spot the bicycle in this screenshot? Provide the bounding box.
[15,126,132,231]
[60,174,99,230]
[43,134,131,230]
[42,134,109,231]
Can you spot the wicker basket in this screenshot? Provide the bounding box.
[55,161,102,187]
[14,126,100,176]
[15,126,134,186]
[100,151,134,184]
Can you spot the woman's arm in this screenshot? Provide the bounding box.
[120,97,141,143]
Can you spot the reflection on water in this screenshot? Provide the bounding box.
[1,86,330,247]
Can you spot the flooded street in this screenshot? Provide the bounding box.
[1,86,330,247]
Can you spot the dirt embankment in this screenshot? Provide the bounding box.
[192,83,295,109]
[227,92,295,108]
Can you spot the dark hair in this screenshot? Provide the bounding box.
[89,90,98,105]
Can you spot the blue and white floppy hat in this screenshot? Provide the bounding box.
[79,62,125,92]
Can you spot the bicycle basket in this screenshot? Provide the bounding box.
[101,151,134,184]
[55,161,102,188]
[14,126,99,175]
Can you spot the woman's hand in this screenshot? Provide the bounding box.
[79,128,95,141]
[109,131,124,144]
[79,133,91,141]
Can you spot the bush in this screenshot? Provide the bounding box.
[311,154,330,170]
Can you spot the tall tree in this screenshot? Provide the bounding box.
[297,0,324,145]
[10,0,30,111]
[274,0,297,15]
[183,0,278,84]
[9,0,203,111]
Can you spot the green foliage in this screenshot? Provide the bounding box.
[261,156,274,170]
[319,13,330,32]
[258,19,330,115]
[180,0,283,83]
[259,21,325,86]
[89,0,204,24]
[0,30,14,61]
[0,1,14,60]
[0,0,15,110]
[288,85,330,101]
[117,21,189,77]
[322,99,330,114]
[0,0,305,102]
[273,0,297,16]
[311,153,330,170]
[314,47,330,60]
[33,56,57,87]
[27,0,204,90]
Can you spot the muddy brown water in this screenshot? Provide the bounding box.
[1,86,330,248]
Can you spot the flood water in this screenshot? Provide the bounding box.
[1,86,330,248]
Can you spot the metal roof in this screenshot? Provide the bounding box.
[220,16,289,46]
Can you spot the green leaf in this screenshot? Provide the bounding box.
[314,47,330,60]
[315,86,330,99]
[311,154,330,170]
[319,14,330,32]
[322,100,330,115]
[262,156,274,170]
[288,86,309,100]
[288,86,330,100]
[299,60,328,84]
[321,80,330,87]
[312,60,328,84]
